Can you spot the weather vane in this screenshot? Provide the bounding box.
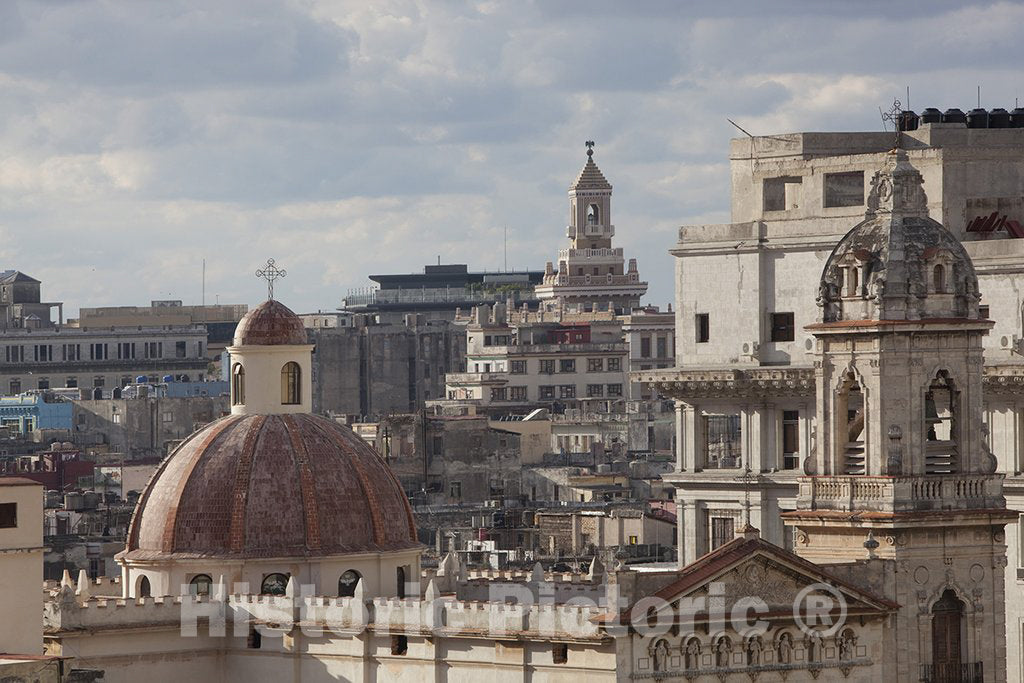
[256,258,287,300]
[585,140,595,158]
[880,98,903,150]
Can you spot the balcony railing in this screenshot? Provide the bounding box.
[799,474,1004,513]
[919,662,982,683]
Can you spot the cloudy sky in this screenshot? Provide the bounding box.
[1,0,1022,316]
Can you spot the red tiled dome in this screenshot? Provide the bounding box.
[233,299,307,346]
[122,414,419,560]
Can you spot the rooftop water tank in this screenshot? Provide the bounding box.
[942,108,967,124]
[135,375,147,384]
[898,110,919,131]
[1010,108,1024,128]
[967,108,989,128]
[920,107,942,124]
[162,375,174,383]
[989,108,1011,128]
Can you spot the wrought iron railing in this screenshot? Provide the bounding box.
[919,661,982,683]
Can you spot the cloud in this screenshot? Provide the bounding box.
[0,0,1022,315]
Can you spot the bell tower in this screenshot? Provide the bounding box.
[568,140,614,249]
[785,150,1014,681]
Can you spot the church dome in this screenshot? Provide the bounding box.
[233,299,308,346]
[122,413,419,560]
[818,150,981,323]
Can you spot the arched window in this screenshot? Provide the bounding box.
[932,590,964,677]
[586,203,599,225]
[232,364,245,405]
[396,566,406,598]
[260,573,289,596]
[925,371,958,474]
[281,362,301,405]
[933,264,946,292]
[338,570,361,597]
[138,575,151,598]
[837,371,866,475]
[189,574,213,596]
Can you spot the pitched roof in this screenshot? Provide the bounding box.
[0,270,40,284]
[570,156,612,192]
[619,534,898,623]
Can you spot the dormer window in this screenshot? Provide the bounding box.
[933,264,945,293]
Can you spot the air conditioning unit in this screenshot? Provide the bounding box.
[740,341,760,358]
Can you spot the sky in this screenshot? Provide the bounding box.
[1,0,1023,316]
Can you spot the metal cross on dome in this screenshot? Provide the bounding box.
[256,258,287,300]
[585,140,595,158]
[881,98,903,150]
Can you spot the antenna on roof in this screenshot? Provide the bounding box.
[726,118,753,139]
[503,226,508,272]
[978,85,981,108]
[906,85,910,111]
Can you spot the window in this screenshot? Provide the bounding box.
[539,359,556,375]
[607,384,623,397]
[586,384,604,397]
[396,566,406,598]
[63,344,80,361]
[770,312,795,342]
[933,264,946,292]
[34,345,51,362]
[90,343,107,360]
[763,176,802,212]
[559,359,575,373]
[37,378,49,390]
[607,357,621,372]
[117,342,135,360]
[281,362,301,405]
[628,535,638,545]
[510,360,527,374]
[640,337,651,358]
[510,386,528,401]
[338,570,361,597]
[823,171,864,208]
[5,346,22,362]
[710,516,735,550]
[0,502,16,528]
[559,385,576,399]
[782,410,800,470]
[586,203,599,225]
[8,380,20,395]
[260,573,289,596]
[837,372,865,475]
[189,574,213,596]
[587,358,603,372]
[391,635,408,656]
[175,341,187,358]
[493,335,510,345]
[144,342,162,359]
[483,335,492,346]
[931,590,965,675]
[93,376,105,388]
[232,364,245,405]
[247,624,262,649]
[695,314,710,343]
[65,377,77,388]
[162,411,173,423]
[138,576,151,598]
[490,387,507,402]
[704,414,742,468]
[979,305,990,319]
[656,337,667,359]
[539,385,555,400]
[925,371,958,474]
[552,642,568,664]
[112,414,121,424]
[449,481,462,499]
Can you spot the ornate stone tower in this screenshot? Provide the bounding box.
[534,143,647,313]
[785,149,1015,682]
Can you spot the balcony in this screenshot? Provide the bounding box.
[798,474,1005,513]
[444,372,507,385]
[919,662,982,683]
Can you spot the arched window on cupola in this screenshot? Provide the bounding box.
[586,203,599,225]
[925,371,959,474]
[933,264,946,293]
[281,362,301,405]
[231,363,245,406]
[836,371,866,475]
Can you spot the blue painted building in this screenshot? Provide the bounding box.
[0,393,73,433]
